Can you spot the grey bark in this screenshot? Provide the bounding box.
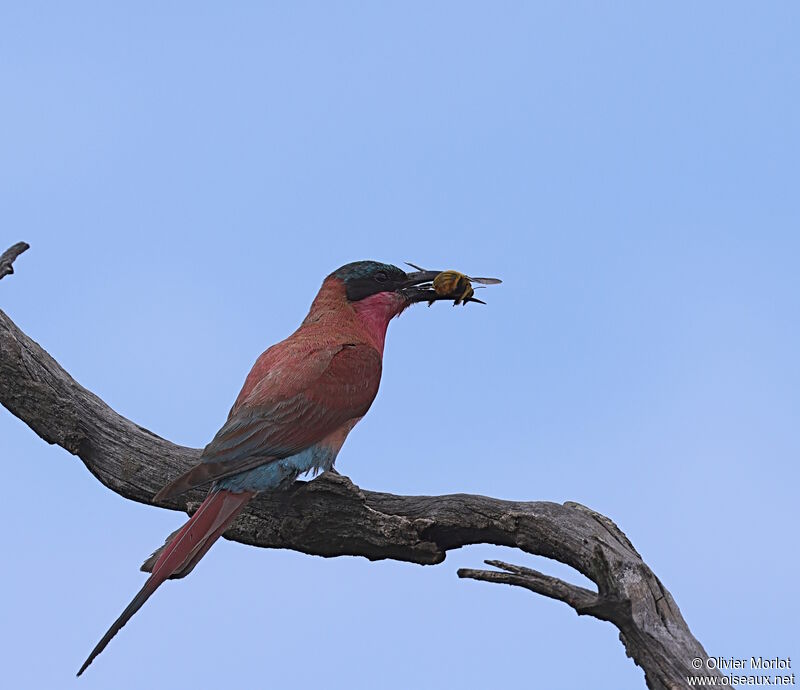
[0,243,720,689]
[0,241,29,280]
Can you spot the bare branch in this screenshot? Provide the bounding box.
[458,559,600,612]
[0,246,722,689]
[0,241,30,280]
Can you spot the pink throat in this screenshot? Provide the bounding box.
[352,292,407,353]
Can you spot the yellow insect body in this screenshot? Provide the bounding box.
[433,270,475,305]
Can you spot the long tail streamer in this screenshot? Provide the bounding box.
[77,488,254,676]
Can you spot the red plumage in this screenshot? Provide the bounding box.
[77,489,254,676]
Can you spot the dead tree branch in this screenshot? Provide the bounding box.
[0,243,719,689]
[0,241,29,280]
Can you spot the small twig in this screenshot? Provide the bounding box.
[0,242,30,280]
[458,559,599,611]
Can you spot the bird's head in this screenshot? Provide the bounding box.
[317,261,448,350]
[331,260,445,309]
[312,260,498,352]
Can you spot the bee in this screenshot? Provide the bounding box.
[406,263,502,306]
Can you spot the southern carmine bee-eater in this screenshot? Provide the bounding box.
[78,260,499,675]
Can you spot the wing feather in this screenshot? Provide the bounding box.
[154,343,381,501]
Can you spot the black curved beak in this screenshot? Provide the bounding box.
[400,269,443,303]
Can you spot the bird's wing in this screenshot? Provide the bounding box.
[154,343,381,500]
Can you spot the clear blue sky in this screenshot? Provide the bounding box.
[1,3,797,688]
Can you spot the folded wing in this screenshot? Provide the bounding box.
[154,343,381,500]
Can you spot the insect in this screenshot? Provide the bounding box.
[406,263,502,306]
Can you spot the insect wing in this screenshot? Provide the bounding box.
[468,276,502,285]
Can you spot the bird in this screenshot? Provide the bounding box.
[77,260,474,675]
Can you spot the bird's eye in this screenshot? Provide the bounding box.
[374,270,389,283]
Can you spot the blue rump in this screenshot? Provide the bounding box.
[217,443,338,492]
